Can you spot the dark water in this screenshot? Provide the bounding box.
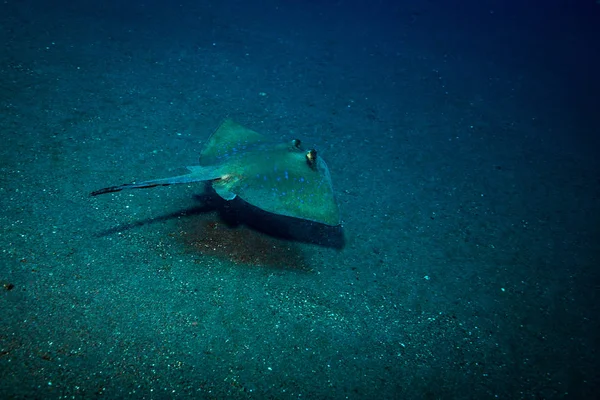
[1,0,598,398]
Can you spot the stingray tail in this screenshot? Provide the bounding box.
[90,166,222,196]
[90,175,191,196]
[90,181,166,196]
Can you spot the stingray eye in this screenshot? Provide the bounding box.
[305,149,317,170]
[292,139,302,148]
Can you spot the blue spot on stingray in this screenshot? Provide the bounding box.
[284,171,289,180]
[299,177,305,183]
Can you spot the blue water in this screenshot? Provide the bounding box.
[1,0,598,398]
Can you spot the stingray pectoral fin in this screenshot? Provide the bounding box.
[232,156,341,226]
[90,166,223,196]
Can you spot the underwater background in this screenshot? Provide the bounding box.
[1,0,598,398]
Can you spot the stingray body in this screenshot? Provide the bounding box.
[91,119,340,226]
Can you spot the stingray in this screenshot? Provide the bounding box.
[91,119,340,226]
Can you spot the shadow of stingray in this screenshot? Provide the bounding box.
[93,189,345,250]
[93,192,217,238]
